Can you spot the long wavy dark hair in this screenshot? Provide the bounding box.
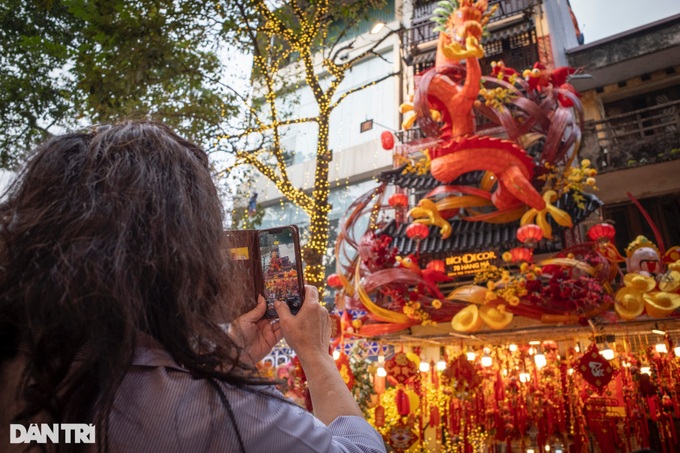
[0,120,265,452]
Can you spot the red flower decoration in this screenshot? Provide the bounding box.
[406,223,429,241]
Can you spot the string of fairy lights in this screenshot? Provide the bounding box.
[217,0,400,286]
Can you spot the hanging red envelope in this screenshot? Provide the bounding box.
[577,343,618,391]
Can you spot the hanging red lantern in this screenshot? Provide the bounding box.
[380,130,395,150]
[406,223,429,241]
[509,247,533,263]
[426,259,446,273]
[516,224,543,248]
[587,223,616,243]
[327,273,343,289]
[388,193,409,208]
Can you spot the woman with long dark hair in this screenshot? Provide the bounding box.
[0,121,385,453]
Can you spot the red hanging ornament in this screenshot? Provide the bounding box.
[388,193,409,208]
[385,351,418,384]
[380,130,395,150]
[509,246,533,263]
[335,351,355,390]
[577,343,618,392]
[326,273,343,289]
[374,404,385,427]
[516,224,543,247]
[374,373,386,394]
[426,259,446,273]
[429,405,441,426]
[405,223,429,241]
[587,223,616,243]
[386,419,417,452]
[396,388,410,416]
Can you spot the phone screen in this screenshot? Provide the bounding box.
[258,227,303,317]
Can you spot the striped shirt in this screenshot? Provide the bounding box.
[107,336,386,453]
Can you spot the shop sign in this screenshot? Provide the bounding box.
[445,250,499,277]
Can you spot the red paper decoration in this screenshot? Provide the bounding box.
[587,223,616,243]
[381,131,395,150]
[577,343,618,391]
[516,224,543,247]
[405,223,429,241]
[388,193,409,208]
[327,273,343,288]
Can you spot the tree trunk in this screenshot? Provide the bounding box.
[303,116,331,294]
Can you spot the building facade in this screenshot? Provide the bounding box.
[253,1,680,283]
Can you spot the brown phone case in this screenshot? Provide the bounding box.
[221,229,264,319]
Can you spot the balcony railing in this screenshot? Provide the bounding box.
[406,0,535,50]
[582,99,680,172]
[397,100,680,174]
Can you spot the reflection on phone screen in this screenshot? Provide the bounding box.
[259,228,302,316]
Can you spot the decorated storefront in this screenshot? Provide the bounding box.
[266,0,680,451]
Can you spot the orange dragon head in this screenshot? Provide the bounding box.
[432,0,498,46]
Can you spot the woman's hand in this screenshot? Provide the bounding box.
[274,285,330,361]
[275,285,363,425]
[229,295,283,365]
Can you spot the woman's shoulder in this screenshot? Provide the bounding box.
[111,336,384,453]
[109,337,284,451]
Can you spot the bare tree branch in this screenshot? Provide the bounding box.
[220,116,319,142]
[344,28,401,68]
[331,70,399,110]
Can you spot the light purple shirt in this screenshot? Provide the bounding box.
[107,336,386,453]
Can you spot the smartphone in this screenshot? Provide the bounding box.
[258,225,305,318]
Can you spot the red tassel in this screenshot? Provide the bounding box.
[430,405,441,426]
[397,388,411,416]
